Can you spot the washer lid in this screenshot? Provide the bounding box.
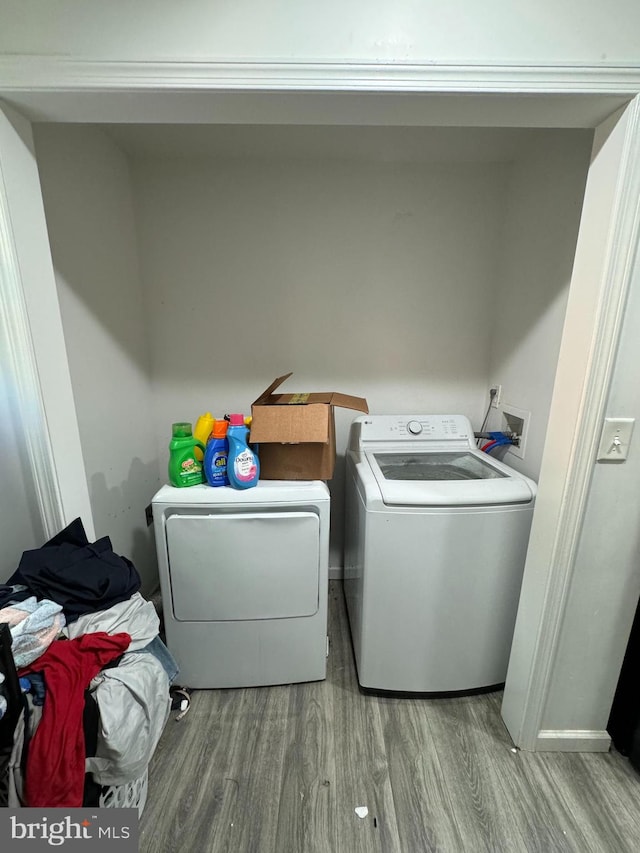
[365,450,535,506]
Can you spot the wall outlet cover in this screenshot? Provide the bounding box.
[596,417,635,462]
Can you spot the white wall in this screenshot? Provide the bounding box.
[130,143,510,565]
[27,122,593,576]
[30,124,591,571]
[1,1,639,65]
[486,130,593,480]
[33,124,161,593]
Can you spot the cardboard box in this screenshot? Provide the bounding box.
[250,373,368,480]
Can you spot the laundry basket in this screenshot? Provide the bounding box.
[0,765,8,808]
[97,768,148,814]
[0,769,149,813]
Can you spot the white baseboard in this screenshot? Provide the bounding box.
[534,729,611,752]
[329,566,343,581]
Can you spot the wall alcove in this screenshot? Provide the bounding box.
[1,75,639,751]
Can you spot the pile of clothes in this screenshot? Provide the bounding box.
[0,518,176,808]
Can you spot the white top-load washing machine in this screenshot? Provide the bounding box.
[152,480,330,688]
[344,415,537,695]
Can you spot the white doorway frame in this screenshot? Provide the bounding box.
[1,59,639,750]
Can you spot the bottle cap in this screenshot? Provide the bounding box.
[228,413,245,426]
[172,422,193,438]
[211,420,228,438]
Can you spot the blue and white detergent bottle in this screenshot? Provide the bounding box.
[227,413,259,489]
[203,419,230,487]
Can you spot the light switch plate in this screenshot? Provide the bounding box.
[596,417,635,461]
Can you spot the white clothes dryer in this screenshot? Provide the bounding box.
[152,481,329,688]
[344,415,536,695]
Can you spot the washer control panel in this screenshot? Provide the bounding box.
[357,414,472,445]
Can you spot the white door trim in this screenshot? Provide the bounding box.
[0,59,637,133]
[0,57,639,93]
[501,96,640,750]
[0,104,95,540]
[0,148,64,538]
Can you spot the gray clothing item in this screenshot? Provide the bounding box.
[64,592,159,651]
[86,651,170,786]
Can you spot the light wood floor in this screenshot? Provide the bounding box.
[140,582,640,852]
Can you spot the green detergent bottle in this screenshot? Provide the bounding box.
[168,422,206,487]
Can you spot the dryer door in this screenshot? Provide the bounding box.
[165,511,320,621]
